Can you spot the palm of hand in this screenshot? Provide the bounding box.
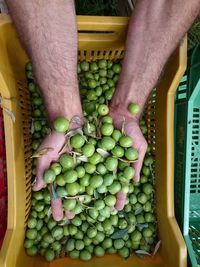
[110,111,147,182]
[33,131,66,191]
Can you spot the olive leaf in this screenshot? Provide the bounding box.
[71,151,82,156]
[30,119,34,134]
[118,210,130,225]
[58,140,70,155]
[149,163,155,185]
[50,183,57,199]
[79,129,88,142]
[153,240,161,256]
[137,223,149,231]
[84,122,96,138]
[86,122,93,134]
[31,147,53,158]
[77,155,88,162]
[93,116,102,139]
[96,148,110,157]
[80,202,94,209]
[0,97,15,123]
[111,228,129,239]
[85,211,96,225]
[77,195,85,202]
[134,207,143,215]
[121,117,126,135]
[47,207,52,218]
[73,152,77,166]
[70,115,84,127]
[31,177,36,186]
[66,127,83,138]
[135,250,152,256]
[64,195,87,200]
[1,105,16,123]
[94,190,100,199]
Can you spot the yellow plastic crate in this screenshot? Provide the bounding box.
[0,14,187,267]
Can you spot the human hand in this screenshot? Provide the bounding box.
[109,108,147,182]
[33,131,67,191]
[33,115,85,191]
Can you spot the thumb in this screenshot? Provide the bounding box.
[33,177,45,191]
[33,157,50,191]
[133,141,147,182]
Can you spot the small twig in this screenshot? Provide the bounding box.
[63,195,87,200]
[118,157,138,163]
[31,147,53,158]
[121,117,126,135]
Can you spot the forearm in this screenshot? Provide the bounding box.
[111,0,200,119]
[6,0,82,122]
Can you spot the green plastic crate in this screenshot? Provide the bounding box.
[174,44,200,267]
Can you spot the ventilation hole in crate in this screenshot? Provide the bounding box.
[193,113,200,118]
[107,51,112,56]
[120,50,124,56]
[25,172,32,181]
[18,82,33,224]
[145,88,156,156]
[114,50,122,59]
[96,51,101,56]
[193,125,199,129]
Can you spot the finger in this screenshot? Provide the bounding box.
[41,131,65,150]
[33,157,50,191]
[65,210,75,220]
[115,192,127,211]
[51,198,63,221]
[33,176,45,191]
[133,142,147,182]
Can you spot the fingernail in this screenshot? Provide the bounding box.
[133,174,139,182]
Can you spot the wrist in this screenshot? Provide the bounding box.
[46,96,84,129]
[110,90,143,122]
[39,84,83,124]
[48,107,83,123]
[110,80,152,121]
[109,104,140,124]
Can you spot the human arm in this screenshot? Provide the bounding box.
[110,0,200,182]
[6,0,82,190]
